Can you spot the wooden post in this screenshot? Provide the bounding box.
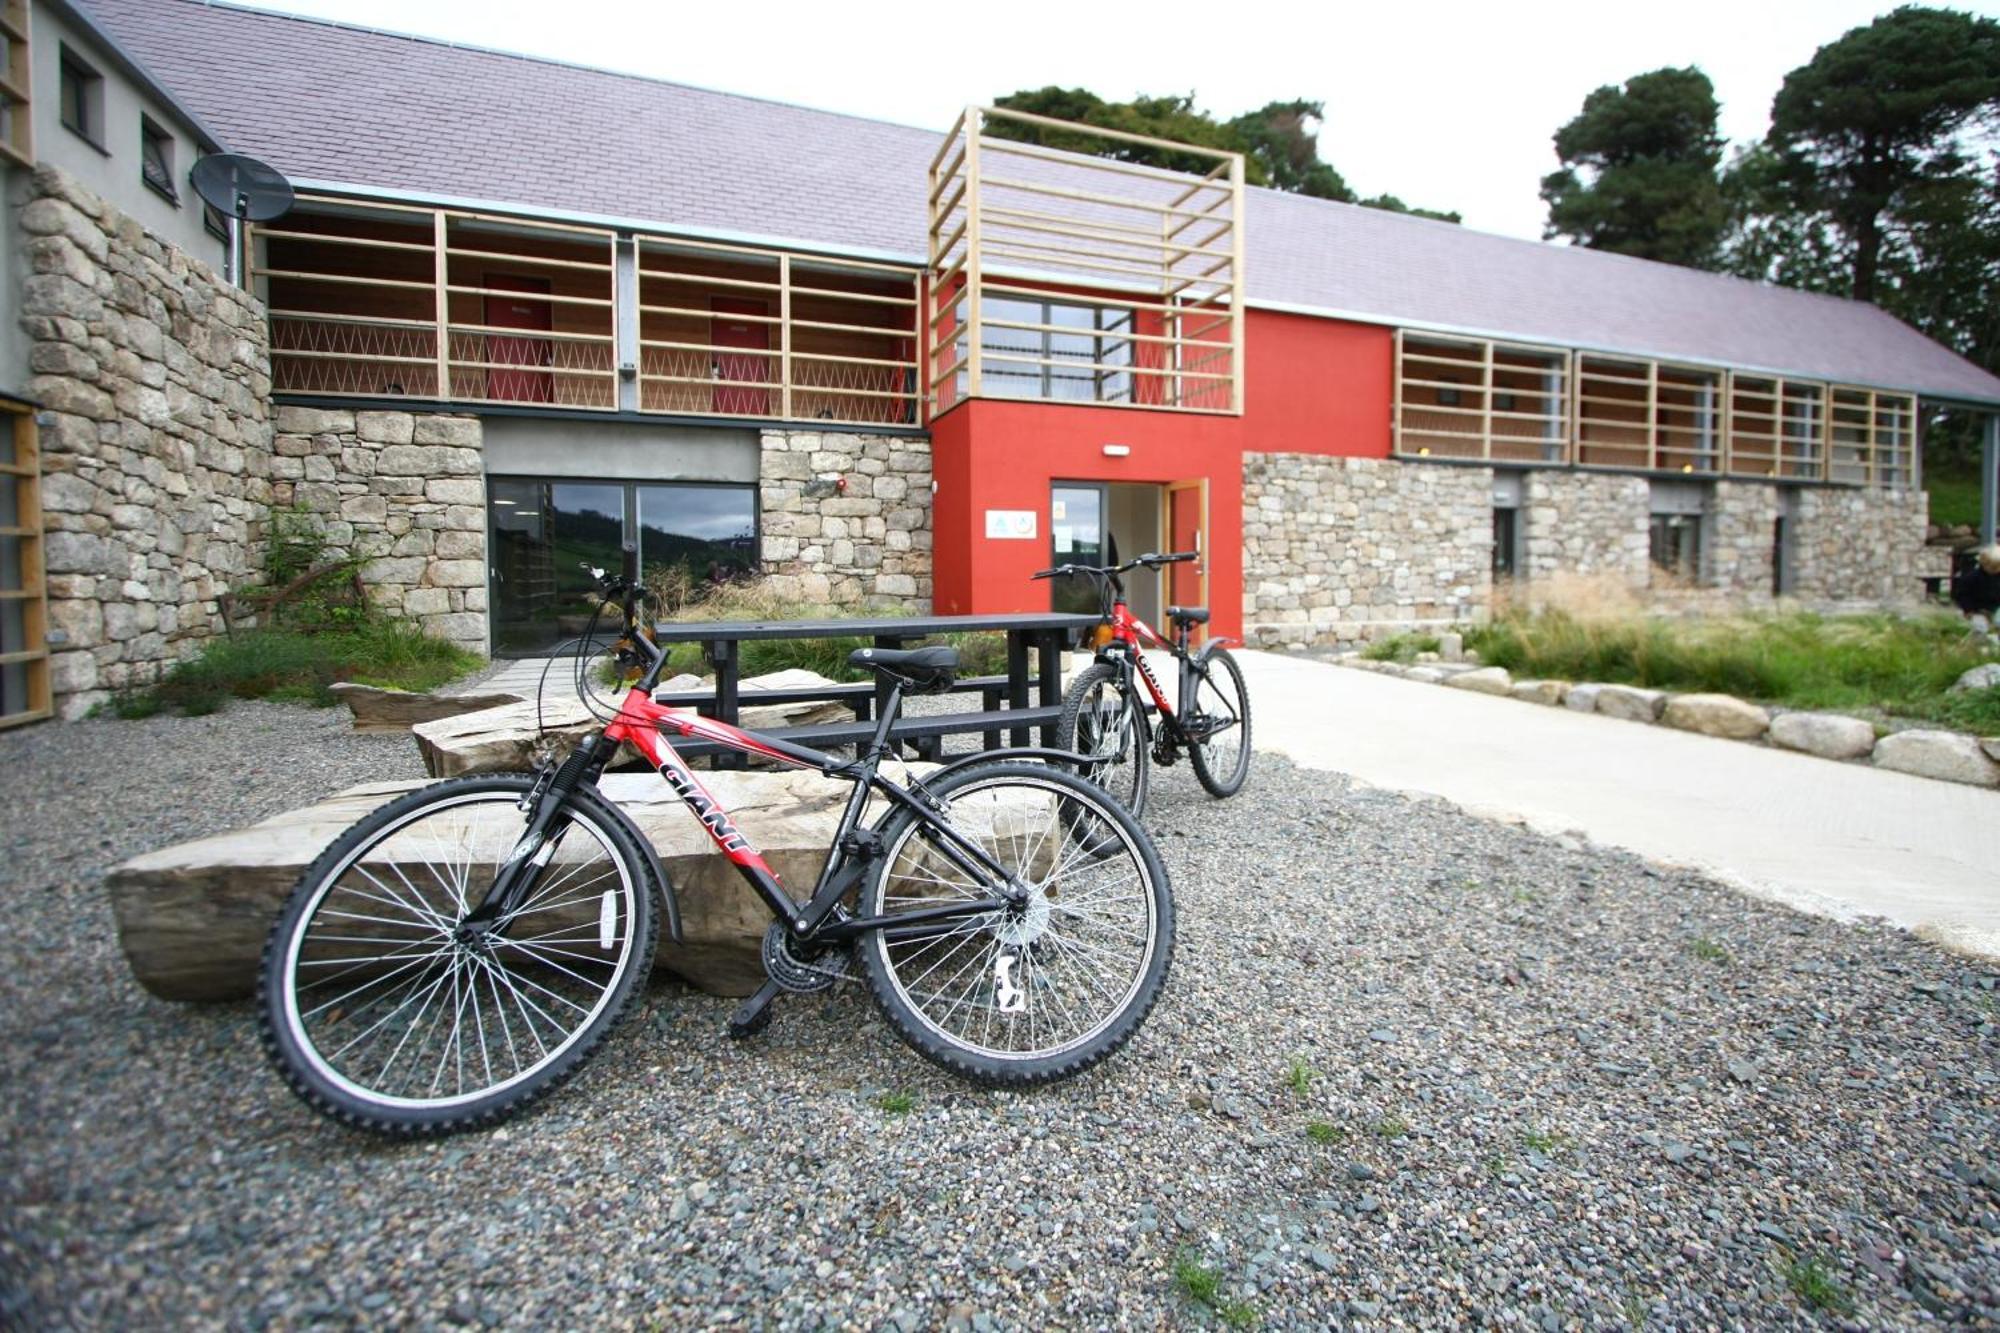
[1982,413,1998,547]
[432,211,450,400]
[963,107,984,401]
[1228,153,1246,417]
[779,253,793,422]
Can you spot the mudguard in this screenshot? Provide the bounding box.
[573,784,684,944]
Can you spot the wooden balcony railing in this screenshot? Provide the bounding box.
[927,106,1245,418]
[1392,328,1919,488]
[253,197,921,427]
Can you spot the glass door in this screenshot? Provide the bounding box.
[1050,483,1107,616]
[489,480,625,654]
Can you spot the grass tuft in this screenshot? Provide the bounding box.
[1361,632,1441,664]
[1284,1058,1316,1098]
[1688,937,1731,964]
[1172,1253,1259,1327]
[112,621,482,718]
[1370,1114,1410,1139]
[1305,1121,1343,1144]
[1783,1255,1854,1315]
[876,1091,916,1116]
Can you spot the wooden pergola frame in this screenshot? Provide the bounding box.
[1392,327,1919,487]
[926,105,1246,418]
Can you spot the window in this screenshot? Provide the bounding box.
[1648,481,1708,584]
[58,46,103,149]
[979,297,1133,403]
[1493,506,1519,579]
[139,117,176,202]
[1,0,33,167]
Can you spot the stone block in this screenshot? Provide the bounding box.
[354,411,416,445]
[375,444,445,476]
[1593,685,1666,723]
[424,478,484,505]
[274,405,353,435]
[1662,694,1770,740]
[1565,683,1602,713]
[1872,731,2000,787]
[1510,679,1569,706]
[1768,712,1875,761]
[412,416,481,447]
[1442,666,1512,696]
[426,560,486,588]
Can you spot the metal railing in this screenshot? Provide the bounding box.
[927,105,1245,417]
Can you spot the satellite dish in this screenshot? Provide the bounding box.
[189,153,293,287]
[190,153,294,222]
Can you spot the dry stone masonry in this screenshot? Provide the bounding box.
[20,167,275,717]
[1242,453,1491,648]
[757,429,932,609]
[1521,471,1651,591]
[267,406,488,651]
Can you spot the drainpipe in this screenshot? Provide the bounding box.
[1983,413,1998,548]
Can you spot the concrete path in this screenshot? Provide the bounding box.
[1230,649,2000,960]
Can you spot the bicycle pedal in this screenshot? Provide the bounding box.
[726,978,783,1040]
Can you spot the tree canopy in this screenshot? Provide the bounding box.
[989,88,1460,223]
[1539,67,1728,266]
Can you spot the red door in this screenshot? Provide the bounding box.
[484,275,554,403]
[712,297,771,415]
[1166,479,1207,635]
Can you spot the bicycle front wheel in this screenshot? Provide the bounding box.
[1055,661,1150,817]
[259,775,656,1137]
[1187,647,1252,798]
[857,762,1174,1087]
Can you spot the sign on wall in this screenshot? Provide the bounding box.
[984,509,1037,540]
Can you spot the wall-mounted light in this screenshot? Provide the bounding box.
[1102,443,1131,457]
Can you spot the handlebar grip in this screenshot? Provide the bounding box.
[1165,550,1198,562]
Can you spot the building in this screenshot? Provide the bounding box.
[5,0,1998,723]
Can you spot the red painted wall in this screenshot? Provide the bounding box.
[927,312,1395,641]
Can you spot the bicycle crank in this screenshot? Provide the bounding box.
[761,921,854,993]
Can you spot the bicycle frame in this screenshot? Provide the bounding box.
[1095,596,1234,751]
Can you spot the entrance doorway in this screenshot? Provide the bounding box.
[1047,481,1170,629]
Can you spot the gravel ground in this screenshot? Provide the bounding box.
[3,702,1998,1330]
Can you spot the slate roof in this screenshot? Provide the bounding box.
[80,0,2000,405]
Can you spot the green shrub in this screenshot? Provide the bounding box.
[1466,608,1995,727]
[1361,632,1441,664]
[138,621,481,715]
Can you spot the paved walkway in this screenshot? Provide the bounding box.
[1230,649,2000,960]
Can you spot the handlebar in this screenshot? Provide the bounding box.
[1031,551,1198,580]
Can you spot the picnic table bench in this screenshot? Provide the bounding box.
[648,612,1099,764]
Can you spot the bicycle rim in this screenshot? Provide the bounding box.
[1074,675,1144,808]
[869,772,1160,1061]
[1190,654,1250,793]
[277,791,643,1112]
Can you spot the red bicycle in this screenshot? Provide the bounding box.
[1035,552,1252,818]
[258,566,1173,1137]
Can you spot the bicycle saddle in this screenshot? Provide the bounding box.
[849,644,959,694]
[1167,605,1210,626]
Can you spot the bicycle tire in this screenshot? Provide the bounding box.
[1186,647,1252,798]
[1055,661,1150,818]
[259,774,656,1138]
[856,762,1174,1087]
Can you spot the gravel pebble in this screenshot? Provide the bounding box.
[2,703,1998,1327]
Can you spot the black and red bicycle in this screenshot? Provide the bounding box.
[1036,552,1252,818]
[259,566,1174,1137]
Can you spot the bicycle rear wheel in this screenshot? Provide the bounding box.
[1055,661,1150,818]
[857,762,1173,1086]
[259,775,655,1137]
[1187,647,1252,798]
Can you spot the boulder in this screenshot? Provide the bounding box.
[1510,679,1569,706]
[1985,738,2000,764]
[1593,685,1667,723]
[1661,694,1770,740]
[1564,683,1603,714]
[1437,631,1464,662]
[327,682,523,734]
[1769,712,1876,761]
[1873,730,2000,787]
[1951,663,2000,693]
[106,767,1045,1001]
[1442,666,1512,696]
[1404,666,1447,684]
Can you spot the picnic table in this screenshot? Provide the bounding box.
[649,612,1100,765]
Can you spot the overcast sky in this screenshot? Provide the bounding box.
[243,0,2000,242]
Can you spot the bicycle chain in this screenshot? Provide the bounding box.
[761,921,856,993]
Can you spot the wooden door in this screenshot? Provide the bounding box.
[1164,478,1207,635]
[483,274,554,403]
[712,297,771,415]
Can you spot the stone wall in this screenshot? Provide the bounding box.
[20,166,274,718]
[1792,485,1929,607]
[1520,471,1650,591]
[267,406,488,650]
[1242,453,1492,648]
[757,430,932,609]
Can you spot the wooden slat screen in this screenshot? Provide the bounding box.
[0,399,50,729]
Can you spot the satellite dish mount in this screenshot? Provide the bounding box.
[189,153,295,287]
